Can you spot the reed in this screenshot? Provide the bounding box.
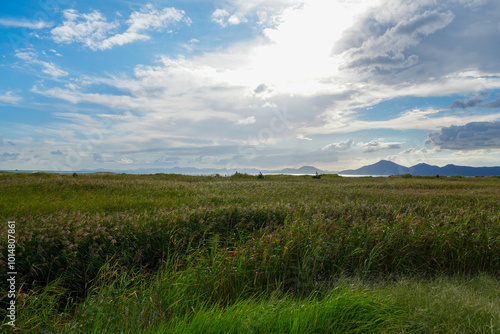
[1,172,499,332]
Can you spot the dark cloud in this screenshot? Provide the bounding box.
[253,83,271,95]
[339,8,454,72]
[0,136,11,147]
[334,0,500,86]
[449,96,500,109]
[0,152,20,162]
[92,153,104,162]
[344,54,418,70]
[393,10,454,36]
[332,15,386,55]
[450,97,484,109]
[486,98,500,108]
[51,150,64,155]
[427,121,500,150]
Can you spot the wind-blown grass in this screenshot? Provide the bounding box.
[0,172,499,332]
[8,261,500,333]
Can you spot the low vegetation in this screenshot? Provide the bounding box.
[1,172,499,332]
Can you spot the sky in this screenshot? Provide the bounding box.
[1,0,500,172]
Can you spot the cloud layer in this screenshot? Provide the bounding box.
[3,0,500,170]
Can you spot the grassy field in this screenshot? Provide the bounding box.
[1,172,499,333]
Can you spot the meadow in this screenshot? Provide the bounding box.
[0,171,499,333]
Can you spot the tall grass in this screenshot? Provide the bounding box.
[1,173,499,332]
[7,259,499,333]
[7,256,406,333]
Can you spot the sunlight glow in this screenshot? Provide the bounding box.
[244,0,373,95]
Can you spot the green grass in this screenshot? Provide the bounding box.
[7,263,500,333]
[1,172,499,332]
[387,274,500,333]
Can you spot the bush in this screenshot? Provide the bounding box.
[312,172,321,179]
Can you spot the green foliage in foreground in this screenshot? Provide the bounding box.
[7,262,500,333]
[0,172,499,332]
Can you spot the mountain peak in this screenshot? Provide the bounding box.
[372,160,399,166]
[340,160,500,176]
[340,160,407,175]
[276,166,325,174]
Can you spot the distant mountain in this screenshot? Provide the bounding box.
[272,166,326,174]
[339,160,409,176]
[7,161,498,177]
[438,164,500,176]
[339,160,500,176]
[411,163,441,175]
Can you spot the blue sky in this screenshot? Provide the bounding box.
[1,0,500,172]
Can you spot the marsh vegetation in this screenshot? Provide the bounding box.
[1,172,499,332]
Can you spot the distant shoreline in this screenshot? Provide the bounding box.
[2,159,500,177]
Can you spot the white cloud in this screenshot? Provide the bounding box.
[211,9,247,27]
[321,139,354,151]
[237,116,256,125]
[49,49,62,56]
[215,0,300,27]
[118,157,134,164]
[40,61,69,78]
[128,4,187,31]
[50,9,118,49]
[0,18,53,29]
[358,140,404,153]
[211,9,230,27]
[228,14,246,25]
[297,134,312,141]
[310,105,500,136]
[14,50,68,78]
[100,5,187,50]
[0,91,22,104]
[50,4,188,51]
[401,147,429,155]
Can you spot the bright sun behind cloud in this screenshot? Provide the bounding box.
[244,0,375,95]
